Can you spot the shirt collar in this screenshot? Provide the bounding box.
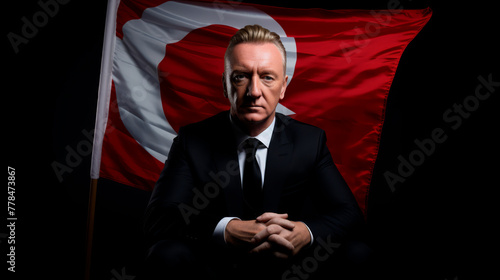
[230,115,275,149]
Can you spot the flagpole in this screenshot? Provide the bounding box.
[85,0,119,278]
[85,178,99,280]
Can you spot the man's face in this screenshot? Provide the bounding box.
[224,42,288,130]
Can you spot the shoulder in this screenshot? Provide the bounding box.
[274,113,328,152]
[169,111,231,156]
[274,114,332,166]
[275,113,325,137]
[179,111,230,136]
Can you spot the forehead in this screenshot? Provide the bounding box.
[228,42,284,72]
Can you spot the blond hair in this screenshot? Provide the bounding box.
[224,24,286,74]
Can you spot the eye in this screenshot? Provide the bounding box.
[263,76,274,81]
[232,74,247,82]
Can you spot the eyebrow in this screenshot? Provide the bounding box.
[230,67,279,77]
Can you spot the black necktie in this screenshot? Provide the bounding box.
[242,138,263,218]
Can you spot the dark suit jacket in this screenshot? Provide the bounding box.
[144,111,364,247]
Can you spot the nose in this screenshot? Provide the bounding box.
[247,75,262,98]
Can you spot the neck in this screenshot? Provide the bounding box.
[231,113,275,137]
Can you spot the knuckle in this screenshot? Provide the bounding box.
[268,224,282,233]
[267,218,278,225]
[257,223,266,231]
[268,234,279,243]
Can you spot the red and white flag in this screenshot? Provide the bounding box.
[91,0,431,215]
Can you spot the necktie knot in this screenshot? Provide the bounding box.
[244,138,261,158]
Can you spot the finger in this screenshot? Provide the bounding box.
[272,251,291,259]
[250,241,272,254]
[250,235,295,257]
[251,224,283,244]
[267,234,295,253]
[265,217,295,230]
[256,212,288,222]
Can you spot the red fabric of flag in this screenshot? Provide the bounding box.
[94,0,432,215]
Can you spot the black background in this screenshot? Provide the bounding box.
[4,0,498,279]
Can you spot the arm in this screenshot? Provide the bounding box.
[143,129,221,246]
[302,130,365,243]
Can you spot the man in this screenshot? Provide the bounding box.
[142,25,368,280]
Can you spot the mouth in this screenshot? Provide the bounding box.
[241,106,263,113]
[241,104,263,108]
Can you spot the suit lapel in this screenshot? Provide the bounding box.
[262,115,293,213]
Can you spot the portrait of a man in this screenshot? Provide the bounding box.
[5,1,496,280]
[141,24,369,279]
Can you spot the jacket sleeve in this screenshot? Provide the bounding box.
[143,127,221,246]
[302,130,365,243]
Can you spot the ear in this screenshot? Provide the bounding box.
[280,75,288,100]
[222,72,228,98]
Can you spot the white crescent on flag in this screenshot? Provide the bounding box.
[114,0,297,163]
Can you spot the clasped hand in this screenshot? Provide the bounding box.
[225,212,311,259]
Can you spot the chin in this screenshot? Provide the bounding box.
[239,111,268,123]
